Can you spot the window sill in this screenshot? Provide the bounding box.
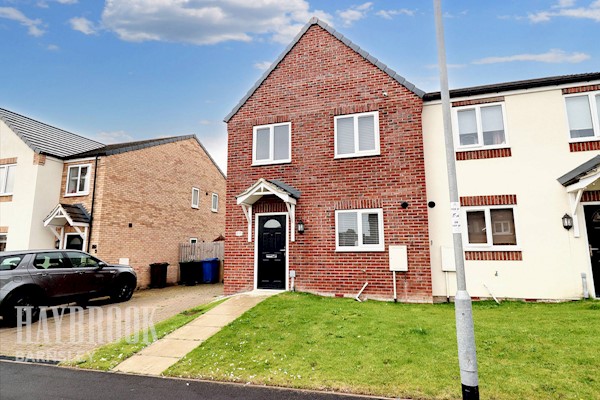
[64,192,89,197]
[211,209,218,213]
[334,152,381,160]
[252,160,291,167]
[568,137,600,143]
[335,247,385,253]
[456,145,510,152]
[191,205,199,210]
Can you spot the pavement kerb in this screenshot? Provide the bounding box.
[112,290,282,376]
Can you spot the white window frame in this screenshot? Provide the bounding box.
[211,193,219,212]
[191,187,200,209]
[334,111,380,159]
[453,102,509,151]
[64,164,91,197]
[189,237,198,244]
[564,91,600,142]
[462,205,520,251]
[252,122,291,166]
[335,208,385,252]
[0,164,16,196]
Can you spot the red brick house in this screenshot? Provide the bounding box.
[224,18,432,302]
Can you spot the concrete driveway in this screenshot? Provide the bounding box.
[0,284,223,362]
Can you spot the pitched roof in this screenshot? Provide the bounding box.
[223,17,425,123]
[558,155,600,187]
[0,108,104,158]
[268,179,301,199]
[61,203,91,224]
[424,72,600,101]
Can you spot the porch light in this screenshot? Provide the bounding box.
[297,220,305,234]
[562,213,573,230]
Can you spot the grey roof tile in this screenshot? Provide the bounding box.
[223,17,425,123]
[0,108,104,158]
[557,155,600,187]
[267,179,301,199]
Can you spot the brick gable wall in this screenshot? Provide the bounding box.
[225,25,432,302]
[75,139,226,288]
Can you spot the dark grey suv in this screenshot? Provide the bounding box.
[0,250,137,324]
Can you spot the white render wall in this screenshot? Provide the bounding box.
[423,86,599,300]
[0,121,62,250]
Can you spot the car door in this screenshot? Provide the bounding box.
[64,251,115,295]
[30,251,78,299]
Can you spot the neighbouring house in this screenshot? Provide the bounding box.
[0,108,226,287]
[224,18,432,302]
[423,74,600,301]
[223,17,600,302]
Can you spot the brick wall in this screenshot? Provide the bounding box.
[225,24,432,302]
[86,139,226,288]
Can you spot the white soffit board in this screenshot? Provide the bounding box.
[389,245,408,272]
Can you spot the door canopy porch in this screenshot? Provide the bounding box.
[237,178,301,242]
[558,155,600,237]
[43,203,90,249]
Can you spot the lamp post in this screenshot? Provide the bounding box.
[433,1,480,398]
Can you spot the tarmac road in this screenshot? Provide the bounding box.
[0,361,389,400]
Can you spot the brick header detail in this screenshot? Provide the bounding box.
[0,226,8,233]
[456,148,511,161]
[334,198,383,210]
[465,251,522,261]
[582,191,600,202]
[452,96,504,107]
[570,141,600,152]
[0,196,12,203]
[0,157,17,165]
[33,153,46,165]
[460,195,517,206]
[562,85,600,94]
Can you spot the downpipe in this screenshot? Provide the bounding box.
[455,290,479,399]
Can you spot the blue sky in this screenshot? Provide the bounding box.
[1,0,599,172]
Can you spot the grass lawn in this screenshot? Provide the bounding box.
[63,298,225,371]
[165,292,600,400]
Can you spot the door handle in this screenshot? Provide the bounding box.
[37,272,49,277]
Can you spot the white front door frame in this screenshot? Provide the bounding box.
[580,200,600,298]
[64,232,85,251]
[254,212,289,291]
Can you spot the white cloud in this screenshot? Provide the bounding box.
[473,49,590,64]
[337,2,372,27]
[57,0,78,4]
[100,0,332,46]
[93,130,134,144]
[47,44,60,51]
[69,16,97,35]
[254,60,272,71]
[528,0,600,22]
[376,9,415,20]
[0,7,45,36]
[425,63,467,70]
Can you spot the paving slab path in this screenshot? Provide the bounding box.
[113,291,278,376]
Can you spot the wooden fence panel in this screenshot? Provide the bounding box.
[179,242,224,262]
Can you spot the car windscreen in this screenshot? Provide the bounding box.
[0,255,24,271]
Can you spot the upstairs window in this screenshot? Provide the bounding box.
[334,111,380,158]
[211,193,219,212]
[465,207,517,248]
[191,187,200,209]
[66,164,90,196]
[455,103,507,149]
[565,92,600,140]
[335,208,384,251]
[0,164,16,195]
[253,122,291,165]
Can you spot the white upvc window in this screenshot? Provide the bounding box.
[334,111,380,158]
[65,164,91,196]
[564,91,600,141]
[211,193,218,212]
[252,122,291,165]
[190,237,198,244]
[0,164,16,195]
[463,206,518,250]
[335,208,384,252]
[454,103,508,150]
[191,187,200,209]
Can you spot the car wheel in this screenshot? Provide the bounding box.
[2,291,41,326]
[111,278,135,303]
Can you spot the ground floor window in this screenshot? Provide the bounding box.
[465,207,517,247]
[0,234,6,252]
[335,208,384,251]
